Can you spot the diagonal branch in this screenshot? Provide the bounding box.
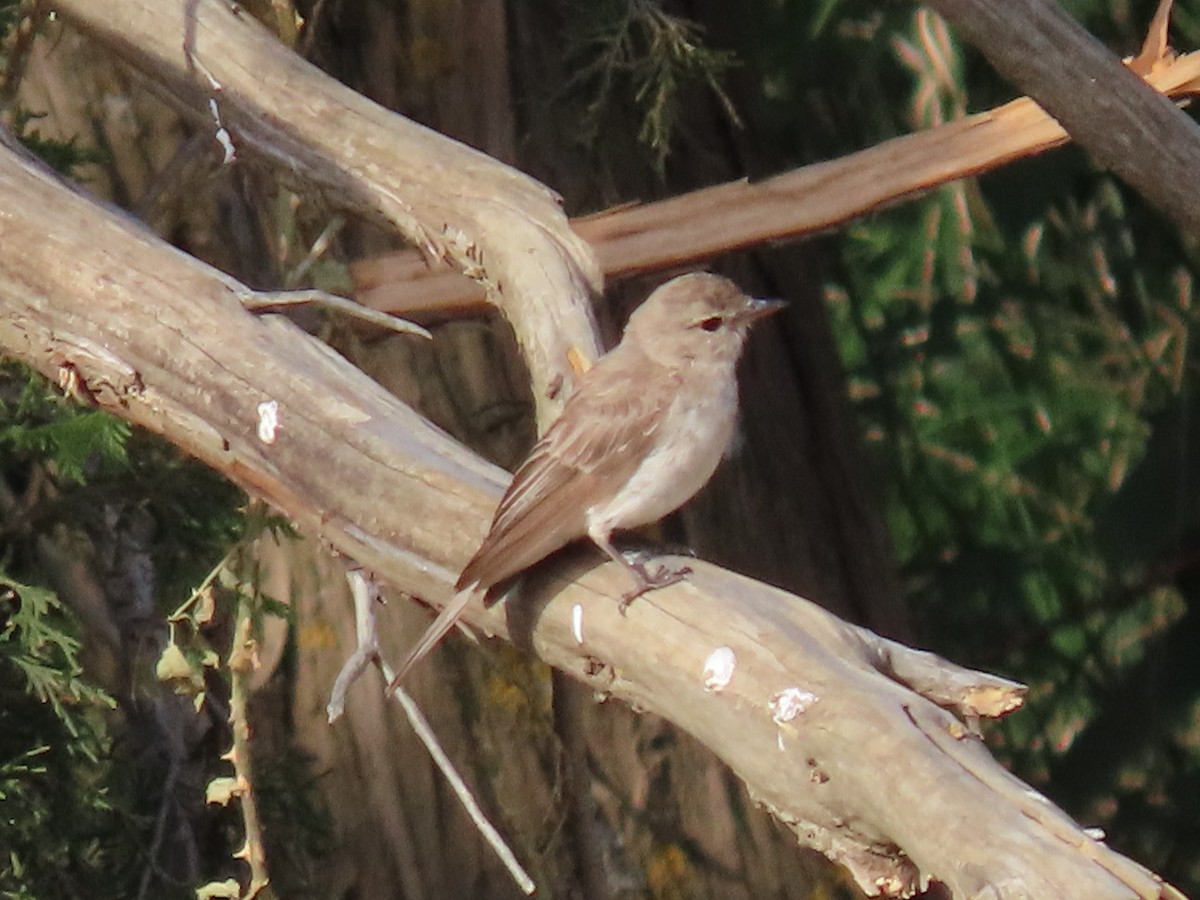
[922,0,1200,240]
[350,44,1200,318]
[3,3,1191,894]
[53,0,603,422]
[0,122,1182,900]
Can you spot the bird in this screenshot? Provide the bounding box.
[387,272,783,688]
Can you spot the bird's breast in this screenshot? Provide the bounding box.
[586,369,738,533]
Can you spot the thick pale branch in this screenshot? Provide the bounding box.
[0,131,1180,900]
[350,47,1200,318]
[53,0,602,421]
[0,129,485,600]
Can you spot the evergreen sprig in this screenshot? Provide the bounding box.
[563,0,739,171]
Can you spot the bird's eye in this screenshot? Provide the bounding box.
[698,316,723,332]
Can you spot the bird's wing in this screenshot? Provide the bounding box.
[456,348,674,591]
[391,349,672,686]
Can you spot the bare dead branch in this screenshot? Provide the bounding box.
[53,0,602,421]
[239,288,432,339]
[922,0,1200,240]
[0,124,1181,900]
[349,47,1200,319]
[334,568,537,896]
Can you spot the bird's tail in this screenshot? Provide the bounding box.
[386,584,478,693]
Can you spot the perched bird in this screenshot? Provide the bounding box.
[388,272,783,688]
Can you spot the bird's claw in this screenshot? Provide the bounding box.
[618,562,692,614]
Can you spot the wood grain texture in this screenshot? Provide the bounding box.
[0,125,1179,898]
[54,0,602,423]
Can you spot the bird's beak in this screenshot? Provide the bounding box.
[737,297,787,324]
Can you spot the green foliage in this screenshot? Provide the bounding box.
[0,361,132,483]
[0,575,128,899]
[13,115,110,177]
[4,1,110,177]
[0,361,319,898]
[0,0,19,37]
[0,361,246,594]
[0,576,116,741]
[801,3,1200,890]
[734,0,916,164]
[561,0,740,172]
[832,165,1196,693]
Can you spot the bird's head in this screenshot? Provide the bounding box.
[624,272,785,364]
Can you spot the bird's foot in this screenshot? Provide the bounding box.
[618,561,692,614]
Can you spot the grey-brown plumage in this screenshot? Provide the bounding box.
[388,273,782,687]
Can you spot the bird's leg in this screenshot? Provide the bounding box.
[621,558,692,613]
[588,527,692,614]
